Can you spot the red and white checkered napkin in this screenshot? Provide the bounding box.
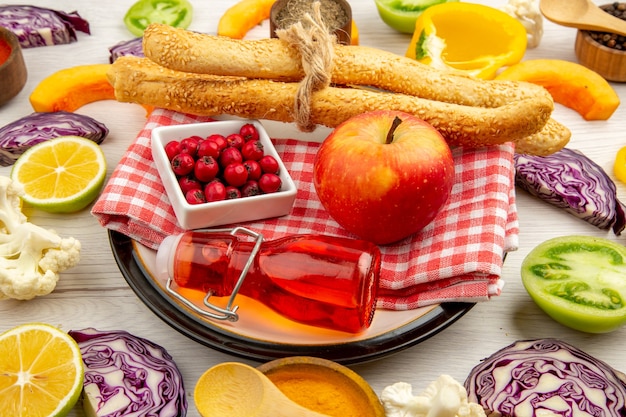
[92,109,519,310]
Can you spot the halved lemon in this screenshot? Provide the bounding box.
[10,136,107,213]
[0,323,84,417]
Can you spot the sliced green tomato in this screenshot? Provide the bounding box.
[124,0,193,37]
[373,0,459,33]
[521,235,626,334]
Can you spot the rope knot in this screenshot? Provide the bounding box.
[275,1,336,132]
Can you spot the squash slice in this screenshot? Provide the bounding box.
[496,59,620,120]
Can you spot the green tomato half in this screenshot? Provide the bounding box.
[521,235,626,333]
[124,0,193,37]
[373,0,459,34]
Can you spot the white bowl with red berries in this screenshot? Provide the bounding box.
[151,120,297,230]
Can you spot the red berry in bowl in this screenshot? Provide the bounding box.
[243,160,262,181]
[259,173,282,193]
[180,136,201,156]
[197,139,220,159]
[259,155,280,174]
[225,186,241,199]
[241,180,261,197]
[226,133,245,149]
[194,156,219,182]
[165,140,182,161]
[240,123,259,141]
[178,175,202,194]
[242,140,264,161]
[219,147,243,167]
[204,180,227,202]
[185,188,206,204]
[206,134,227,151]
[223,163,248,187]
[171,153,195,176]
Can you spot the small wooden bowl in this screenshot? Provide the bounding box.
[270,0,353,45]
[575,29,626,82]
[0,26,27,106]
[257,356,385,417]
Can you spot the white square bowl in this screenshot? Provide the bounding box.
[151,120,297,230]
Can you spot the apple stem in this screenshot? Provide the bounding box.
[386,116,402,144]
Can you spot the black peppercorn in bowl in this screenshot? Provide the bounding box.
[575,3,626,82]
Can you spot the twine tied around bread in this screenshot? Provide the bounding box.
[275,2,336,132]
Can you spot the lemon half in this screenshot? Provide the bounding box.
[0,323,84,417]
[11,136,107,213]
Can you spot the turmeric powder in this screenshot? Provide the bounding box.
[263,363,381,417]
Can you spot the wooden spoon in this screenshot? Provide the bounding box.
[194,362,331,417]
[540,0,626,36]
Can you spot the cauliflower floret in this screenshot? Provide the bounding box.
[502,0,544,48]
[381,375,486,417]
[39,237,82,273]
[0,176,81,301]
[0,176,27,233]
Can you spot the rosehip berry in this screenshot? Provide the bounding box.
[180,136,201,156]
[206,134,227,151]
[223,163,248,187]
[204,180,227,202]
[225,186,241,199]
[259,173,282,193]
[185,188,206,204]
[194,156,219,182]
[178,175,202,195]
[226,133,245,149]
[219,147,243,167]
[243,160,262,181]
[240,123,259,141]
[171,153,195,176]
[197,139,220,159]
[241,139,264,161]
[259,155,280,174]
[164,140,182,161]
[241,180,261,197]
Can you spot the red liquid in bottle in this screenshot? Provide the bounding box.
[167,230,381,333]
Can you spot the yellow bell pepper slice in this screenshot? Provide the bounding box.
[217,0,359,45]
[406,2,527,79]
[614,146,626,185]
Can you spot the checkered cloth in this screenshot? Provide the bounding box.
[92,109,519,310]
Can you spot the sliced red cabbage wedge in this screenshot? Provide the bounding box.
[0,112,108,166]
[465,339,626,417]
[515,148,626,235]
[109,37,144,63]
[0,5,90,48]
[69,328,187,417]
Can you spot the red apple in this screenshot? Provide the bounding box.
[313,110,455,245]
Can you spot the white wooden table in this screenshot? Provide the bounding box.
[1,1,625,415]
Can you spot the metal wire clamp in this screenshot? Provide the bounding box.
[165,226,264,322]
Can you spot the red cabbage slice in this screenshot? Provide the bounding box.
[69,328,187,417]
[109,37,144,63]
[0,111,108,166]
[515,148,626,235]
[465,338,626,417]
[0,5,90,48]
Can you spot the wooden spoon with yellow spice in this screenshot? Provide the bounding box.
[194,362,332,417]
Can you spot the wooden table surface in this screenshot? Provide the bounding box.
[1,0,625,415]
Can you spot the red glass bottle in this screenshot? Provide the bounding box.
[156,227,381,333]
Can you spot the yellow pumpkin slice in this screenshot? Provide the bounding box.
[495,59,620,120]
[29,64,115,112]
[217,0,276,39]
